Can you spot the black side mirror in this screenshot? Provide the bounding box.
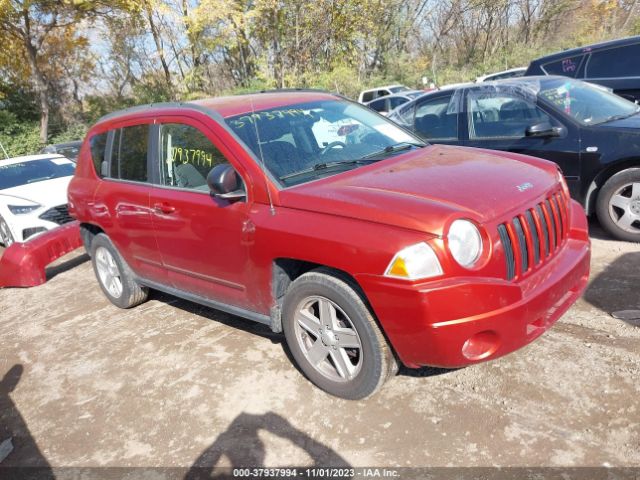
[207,164,245,200]
[525,122,562,138]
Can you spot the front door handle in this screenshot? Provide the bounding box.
[153,202,176,214]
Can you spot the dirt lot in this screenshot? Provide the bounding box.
[0,221,639,472]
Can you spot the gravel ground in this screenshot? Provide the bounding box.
[0,221,638,473]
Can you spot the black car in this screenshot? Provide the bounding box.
[388,76,640,242]
[40,140,82,162]
[525,36,640,102]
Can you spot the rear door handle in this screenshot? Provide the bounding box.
[153,202,176,214]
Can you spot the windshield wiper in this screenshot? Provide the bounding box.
[279,159,380,181]
[360,142,425,160]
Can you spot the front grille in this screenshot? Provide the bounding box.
[499,191,569,281]
[39,204,73,225]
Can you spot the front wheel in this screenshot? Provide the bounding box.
[596,168,640,242]
[282,269,395,399]
[0,215,15,247]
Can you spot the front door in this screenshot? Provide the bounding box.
[464,88,582,197]
[149,117,252,309]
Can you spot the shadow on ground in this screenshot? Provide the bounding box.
[0,365,54,478]
[184,412,351,479]
[583,251,640,326]
[45,253,90,282]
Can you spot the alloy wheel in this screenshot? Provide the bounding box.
[608,181,640,234]
[95,246,123,298]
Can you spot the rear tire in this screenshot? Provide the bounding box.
[596,168,640,242]
[0,215,15,247]
[282,269,394,399]
[90,233,148,308]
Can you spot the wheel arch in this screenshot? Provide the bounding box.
[79,222,105,255]
[585,158,640,216]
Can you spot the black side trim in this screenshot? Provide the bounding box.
[137,278,272,328]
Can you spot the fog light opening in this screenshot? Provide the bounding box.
[462,330,500,361]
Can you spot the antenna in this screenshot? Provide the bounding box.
[249,95,276,216]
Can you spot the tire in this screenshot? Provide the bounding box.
[282,268,394,400]
[596,168,640,242]
[90,233,149,308]
[0,214,15,247]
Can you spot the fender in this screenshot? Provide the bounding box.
[0,221,82,288]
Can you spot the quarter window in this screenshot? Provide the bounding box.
[89,133,108,177]
[159,123,226,191]
[542,55,585,78]
[413,95,458,140]
[111,125,149,182]
[468,92,550,139]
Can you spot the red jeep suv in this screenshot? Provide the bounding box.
[68,91,591,399]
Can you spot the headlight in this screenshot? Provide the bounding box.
[8,204,40,215]
[448,219,483,268]
[384,242,443,280]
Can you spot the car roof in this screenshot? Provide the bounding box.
[97,90,341,125]
[364,90,423,104]
[361,85,406,93]
[529,35,640,65]
[0,153,66,166]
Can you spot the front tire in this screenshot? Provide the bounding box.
[91,233,149,308]
[282,269,394,399]
[0,215,15,247]
[596,168,640,242]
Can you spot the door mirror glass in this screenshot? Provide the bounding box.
[525,122,561,138]
[207,164,245,199]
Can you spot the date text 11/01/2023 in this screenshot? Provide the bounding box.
[231,468,400,478]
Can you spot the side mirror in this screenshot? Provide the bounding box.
[525,122,562,138]
[207,164,245,200]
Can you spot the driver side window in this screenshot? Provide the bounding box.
[159,123,226,191]
[468,92,550,139]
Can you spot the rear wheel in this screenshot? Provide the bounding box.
[0,215,14,247]
[91,234,149,308]
[282,269,394,399]
[597,168,640,242]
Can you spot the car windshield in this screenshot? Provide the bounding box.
[226,99,424,187]
[0,158,75,190]
[539,79,640,125]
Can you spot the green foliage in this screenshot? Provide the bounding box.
[0,111,42,158]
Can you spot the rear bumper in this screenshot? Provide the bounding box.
[356,202,591,368]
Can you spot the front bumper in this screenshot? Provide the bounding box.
[356,201,591,368]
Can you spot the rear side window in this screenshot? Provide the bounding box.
[586,44,640,78]
[368,98,388,112]
[111,125,148,182]
[414,94,458,140]
[362,91,375,103]
[542,54,585,77]
[89,133,108,176]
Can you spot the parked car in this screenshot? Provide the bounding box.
[525,36,640,102]
[357,84,410,103]
[364,90,424,115]
[0,154,76,246]
[40,140,83,162]
[388,76,640,242]
[476,67,526,83]
[69,91,590,399]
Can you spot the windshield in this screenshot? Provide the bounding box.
[226,100,423,186]
[539,79,639,125]
[0,158,75,190]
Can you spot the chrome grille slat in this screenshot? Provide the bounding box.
[499,192,569,281]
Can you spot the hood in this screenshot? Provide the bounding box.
[597,112,640,129]
[279,145,558,236]
[0,176,71,208]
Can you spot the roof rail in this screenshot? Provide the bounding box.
[96,101,214,124]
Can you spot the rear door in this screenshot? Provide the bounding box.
[96,120,167,283]
[463,87,582,196]
[149,116,253,309]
